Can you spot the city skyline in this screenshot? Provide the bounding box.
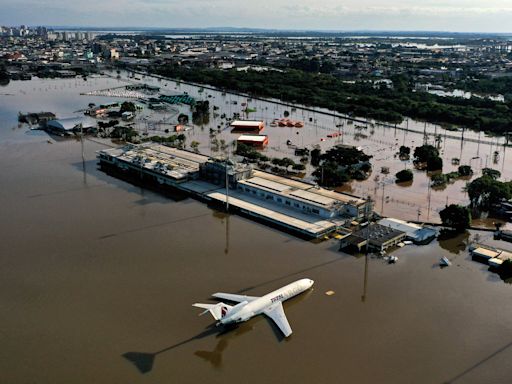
[1,0,512,33]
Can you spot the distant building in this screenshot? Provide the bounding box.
[230,120,264,133]
[339,224,406,253]
[470,245,512,268]
[46,117,95,133]
[237,134,269,148]
[494,229,512,243]
[378,218,437,245]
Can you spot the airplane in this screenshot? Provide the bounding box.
[193,278,314,337]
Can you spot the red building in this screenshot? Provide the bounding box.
[230,120,265,133]
[237,134,269,148]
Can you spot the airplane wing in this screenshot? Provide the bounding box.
[212,293,259,303]
[263,302,292,337]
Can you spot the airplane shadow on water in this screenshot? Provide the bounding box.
[122,289,313,374]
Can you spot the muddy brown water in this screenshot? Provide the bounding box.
[115,71,511,224]
[1,77,512,384]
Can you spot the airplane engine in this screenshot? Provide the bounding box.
[236,312,254,322]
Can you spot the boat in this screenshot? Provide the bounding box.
[440,257,452,267]
[384,255,398,264]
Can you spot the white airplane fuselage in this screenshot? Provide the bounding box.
[219,278,314,325]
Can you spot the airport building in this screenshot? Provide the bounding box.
[236,171,368,220]
[45,117,96,134]
[97,144,372,238]
[236,134,269,148]
[339,224,406,253]
[97,143,209,185]
[230,120,265,133]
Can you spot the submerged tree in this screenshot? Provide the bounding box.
[440,204,471,232]
[395,169,413,182]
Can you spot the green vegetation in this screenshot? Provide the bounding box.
[0,61,9,85]
[120,101,136,113]
[236,142,265,161]
[413,144,443,171]
[427,156,443,171]
[482,168,501,180]
[192,100,210,125]
[312,146,372,187]
[458,165,473,177]
[143,134,186,148]
[431,173,449,187]
[414,144,439,163]
[456,76,512,102]
[467,175,512,210]
[497,259,512,283]
[430,165,473,187]
[190,140,200,152]
[235,143,302,174]
[310,148,321,166]
[178,114,189,125]
[440,204,472,232]
[398,145,411,159]
[395,169,413,182]
[312,163,350,188]
[154,65,512,134]
[109,126,138,142]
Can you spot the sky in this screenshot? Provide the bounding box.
[1,0,512,33]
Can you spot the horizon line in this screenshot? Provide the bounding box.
[2,25,512,35]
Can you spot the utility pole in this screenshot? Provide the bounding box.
[381,181,386,215]
[225,150,229,212]
[362,195,372,303]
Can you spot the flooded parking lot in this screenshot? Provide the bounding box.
[1,76,511,383]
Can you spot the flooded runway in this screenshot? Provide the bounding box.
[1,77,512,383]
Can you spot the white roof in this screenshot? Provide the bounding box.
[47,117,95,131]
[472,247,500,259]
[231,120,263,127]
[289,189,335,206]
[378,218,422,236]
[237,134,267,142]
[243,177,289,192]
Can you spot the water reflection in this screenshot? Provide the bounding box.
[123,325,220,374]
[195,323,253,368]
[443,340,512,383]
[438,230,470,255]
[124,290,312,374]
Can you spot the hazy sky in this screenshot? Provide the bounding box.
[1,0,512,32]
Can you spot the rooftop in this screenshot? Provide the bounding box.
[237,134,268,142]
[230,120,264,127]
[352,224,406,246]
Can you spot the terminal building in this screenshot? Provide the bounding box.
[97,143,209,186]
[97,143,372,238]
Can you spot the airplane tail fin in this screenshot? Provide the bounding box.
[193,302,232,321]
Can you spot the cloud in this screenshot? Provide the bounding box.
[0,0,511,32]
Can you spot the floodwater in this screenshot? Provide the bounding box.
[1,77,512,384]
[110,71,511,224]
